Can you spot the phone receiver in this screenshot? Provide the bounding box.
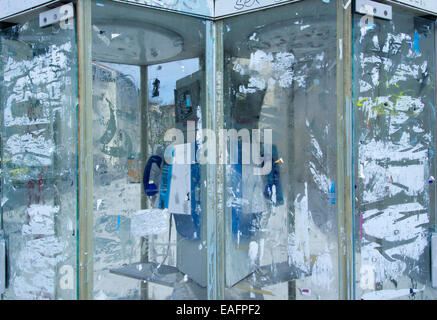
[264,145,284,206]
[143,155,163,196]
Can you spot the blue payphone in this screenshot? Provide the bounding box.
[143,144,201,241]
[230,143,283,239]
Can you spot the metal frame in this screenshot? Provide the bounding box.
[434,16,437,291]
[110,0,214,19]
[336,0,354,300]
[2,0,437,22]
[139,65,150,300]
[356,0,393,20]
[205,19,225,300]
[77,0,94,300]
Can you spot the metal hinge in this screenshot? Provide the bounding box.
[356,0,393,20]
[39,3,74,28]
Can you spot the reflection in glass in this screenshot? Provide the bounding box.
[223,0,339,300]
[0,17,78,299]
[91,0,206,299]
[353,9,437,300]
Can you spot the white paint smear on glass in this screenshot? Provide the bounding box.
[22,205,59,236]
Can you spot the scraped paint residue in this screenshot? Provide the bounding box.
[356,24,434,295]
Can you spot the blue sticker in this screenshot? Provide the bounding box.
[414,32,420,54]
[329,182,336,204]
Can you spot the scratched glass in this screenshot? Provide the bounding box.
[0,16,78,299]
[353,8,437,299]
[91,0,207,299]
[223,0,340,299]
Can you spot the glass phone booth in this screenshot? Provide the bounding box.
[0,0,436,300]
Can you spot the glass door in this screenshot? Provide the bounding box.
[0,12,79,299]
[353,6,437,300]
[222,0,340,300]
[90,0,208,299]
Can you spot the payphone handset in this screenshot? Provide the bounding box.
[143,141,284,242]
[143,143,201,241]
[143,155,162,197]
[230,143,284,239]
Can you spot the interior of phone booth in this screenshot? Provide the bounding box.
[91,0,207,299]
[1,0,437,301]
[90,0,340,300]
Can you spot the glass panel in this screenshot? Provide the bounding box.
[91,0,207,299]
[92,61,142,299]
[353,8,437,299]
[223,0,339,300]
[0,15,78,299]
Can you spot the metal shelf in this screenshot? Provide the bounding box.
[110,261,310,299]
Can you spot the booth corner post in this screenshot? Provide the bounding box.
[336,0,354,300]
[205,19,226,300]
[77,0,94,300]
